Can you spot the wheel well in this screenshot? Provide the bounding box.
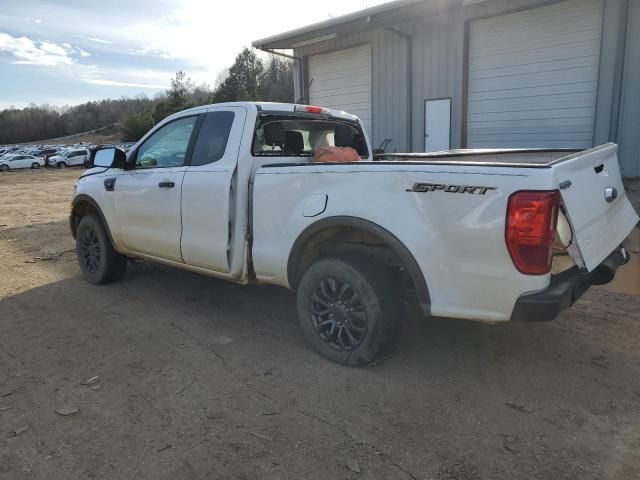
[70,201,96,238]
[70,198,112,242]
[287,218,430,315]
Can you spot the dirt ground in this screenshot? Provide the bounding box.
[1,169,640,480]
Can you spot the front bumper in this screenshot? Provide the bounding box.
[510,247,631,322]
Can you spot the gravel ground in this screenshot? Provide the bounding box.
[1,168,640,480]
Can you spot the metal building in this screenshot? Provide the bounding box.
[253,0,640,177]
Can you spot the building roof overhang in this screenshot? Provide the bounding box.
[253,0,474,50]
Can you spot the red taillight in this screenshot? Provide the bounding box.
[506,190,560,275]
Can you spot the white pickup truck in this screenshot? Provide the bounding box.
[70,102,639,366]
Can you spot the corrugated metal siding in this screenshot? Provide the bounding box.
[296,30,410,152]
[617,0,640,178]
[374,29,410,152]
[466,0,604,148]
[399,5,465,151]
[593,0,627,146]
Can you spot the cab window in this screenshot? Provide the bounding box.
[134,116,198,169]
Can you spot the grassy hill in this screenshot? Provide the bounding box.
[30,123,122,145]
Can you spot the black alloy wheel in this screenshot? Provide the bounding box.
[80,228,102,274]
[310,277,368,351]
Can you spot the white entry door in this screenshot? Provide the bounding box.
[424,98,451,152]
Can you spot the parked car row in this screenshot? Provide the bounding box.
[0,142,134,172]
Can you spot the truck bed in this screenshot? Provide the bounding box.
[376,147,583,168]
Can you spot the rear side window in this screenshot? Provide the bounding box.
[190,111,235,166]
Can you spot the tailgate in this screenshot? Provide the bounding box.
[553,143,638,272]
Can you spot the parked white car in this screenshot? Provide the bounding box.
[70,102,639,366]
[0,154,45,172]
[49,149,90,168]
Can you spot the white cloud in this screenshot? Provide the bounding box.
[81,78,166,89]
[73,64,169,90]
[39,41,68,56]
[75,47,91,57]
[83,36,113,45]
[126,47,173,60]
[0,29,168,92]
[0,32,165,94]
[0,32,91,66]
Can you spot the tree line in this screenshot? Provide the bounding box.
[0,48,293,144]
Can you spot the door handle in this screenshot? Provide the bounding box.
[158,181,175,188]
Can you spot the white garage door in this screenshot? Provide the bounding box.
[467,0,603,148]
[308,44,372,137]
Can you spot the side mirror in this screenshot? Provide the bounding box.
[92,148,126,168]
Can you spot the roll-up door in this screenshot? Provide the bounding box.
[308,44,373,137]
[467,0,604,148]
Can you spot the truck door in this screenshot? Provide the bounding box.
[112,115,199,262]
[180,107,247,273]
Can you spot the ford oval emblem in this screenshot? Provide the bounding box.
[604,187,618,203]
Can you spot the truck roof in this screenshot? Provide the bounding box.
[170,102,361,124]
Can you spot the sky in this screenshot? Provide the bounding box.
[0,0,389,109]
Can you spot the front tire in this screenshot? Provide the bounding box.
[76,214,127,284]
[296,255,399,367]
[31,162,40,169]
[58,162,67,168]
[0,164,9,172]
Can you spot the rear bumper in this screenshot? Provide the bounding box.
[510,247,631,322]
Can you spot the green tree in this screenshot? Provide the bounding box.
[258,56,294,102]
[167,70,195,108]
[211,48,264,103]
[121,111,154,142]
[151,71,196,124]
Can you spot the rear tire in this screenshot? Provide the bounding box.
[0,164,9,172]
[76,214,127,284]
[296,254,399,367]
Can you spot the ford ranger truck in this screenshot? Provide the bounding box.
[70,102,639,366]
